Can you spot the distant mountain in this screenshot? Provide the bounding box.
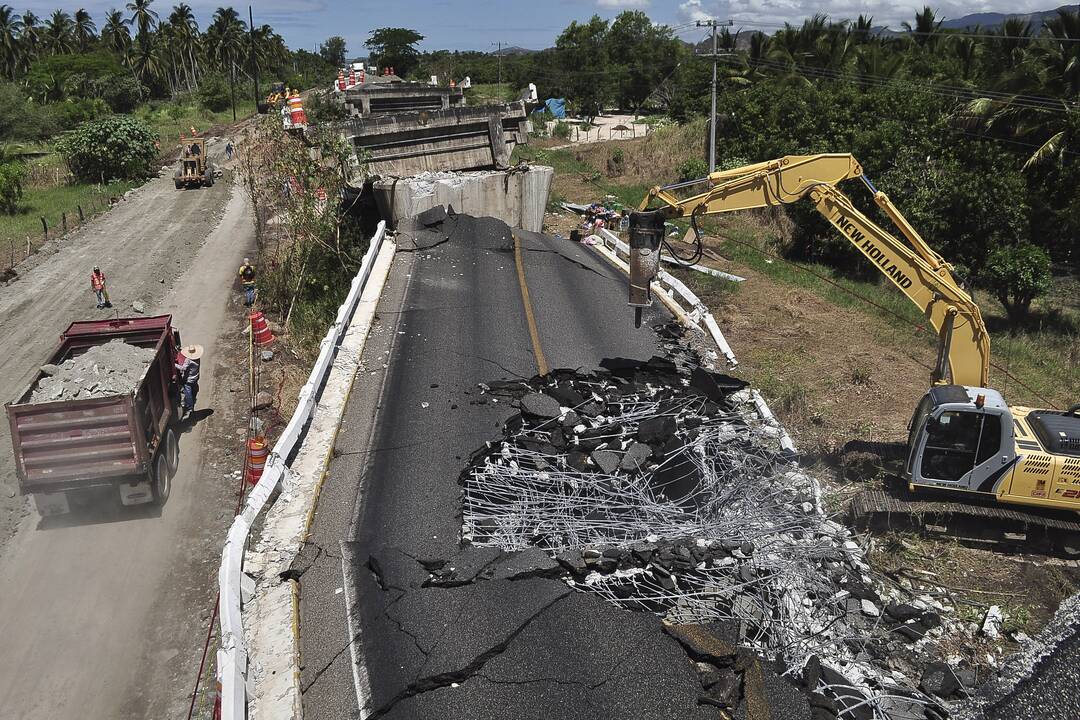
[940,4,1079,30]
[491,46,534,56]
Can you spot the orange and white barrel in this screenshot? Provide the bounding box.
[337,69,346,91]
[246,436,268,485]
[288,94,307,126]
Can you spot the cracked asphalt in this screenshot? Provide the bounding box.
[297,215,711,719]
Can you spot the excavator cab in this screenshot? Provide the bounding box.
[904,385,1017,495]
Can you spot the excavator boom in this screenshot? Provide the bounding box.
[639,154,990,388]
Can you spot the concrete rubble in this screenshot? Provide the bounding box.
[30,339,155,402]
[453,338,997,719]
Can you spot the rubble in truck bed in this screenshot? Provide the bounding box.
[29,339,156,403]
[457,334,992,719]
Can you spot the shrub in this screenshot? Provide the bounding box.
[49,98,110,130]
[553,121,571,139]
[198,74,231,112]
[982,242,1053,323]
[0,160,27,214]
[677,157,709,182]
[55,115,159,182]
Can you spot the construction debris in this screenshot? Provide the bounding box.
[30,339,155,402]
[459,343,996,719]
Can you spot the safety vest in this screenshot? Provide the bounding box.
[91,272,106,290]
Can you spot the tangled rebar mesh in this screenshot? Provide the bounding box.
[461,357,941,719]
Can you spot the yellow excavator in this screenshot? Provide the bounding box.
[632,154,1080,546]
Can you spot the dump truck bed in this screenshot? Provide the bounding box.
[6,315,178,495]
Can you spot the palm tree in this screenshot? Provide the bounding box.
[42,10,74,55]
[129,34,164,84]
[0,5,21,79]
[167,4,200,91]
[101,8,131,57]
[206,7,246,118]
[73,9,96,50]
[126,0,158,48]
[963,8,1080,168]
[903,6,942,48]
[17,10,39,70]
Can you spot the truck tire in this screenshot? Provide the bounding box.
[174,180,183,190]
[164,427,179,476]
[204,171,214,187]
[151,451,171,506]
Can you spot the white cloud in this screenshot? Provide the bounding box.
[675,0,1064,32]
[679,0,712,23]
[597,0,651,7]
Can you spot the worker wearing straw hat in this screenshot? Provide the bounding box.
[175,343,203,417]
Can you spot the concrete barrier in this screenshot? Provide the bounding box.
[372,166,553,232]
[217,222,388,720]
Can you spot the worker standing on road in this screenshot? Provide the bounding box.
[175,344,203,417]
[238,258,257,307]
[225,141,234,161]
[90,265,111,309]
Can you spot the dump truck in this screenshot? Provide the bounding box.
[174,137,214,189]
[5,315,184,516]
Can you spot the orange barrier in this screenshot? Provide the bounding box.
[249,311,275,346]
[246,436,268,485]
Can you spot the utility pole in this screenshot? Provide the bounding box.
[491,41,506,96]
[696,19,733,173]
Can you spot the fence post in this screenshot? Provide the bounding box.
[26,235,30,258]
[78,205,85,222]
[61,212,67,233]
[40,217,48,242]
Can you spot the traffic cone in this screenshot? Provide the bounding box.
[337,69,346,91]
[359,69,365,84]
[249,311,274,346]
[246,436,268,485]
[449,78,456,88]
[349,67,356,87]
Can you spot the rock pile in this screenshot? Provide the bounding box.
[30,339,156,403]
[461,348,985,719]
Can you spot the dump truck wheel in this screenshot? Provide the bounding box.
[165,427,179,476]
[204,172,214,187]
[174,180,182,190]
[151,452,171,505]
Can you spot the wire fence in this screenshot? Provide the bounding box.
[2,188,125,275]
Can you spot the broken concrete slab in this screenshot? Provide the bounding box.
[372,166,553,233]
[416,204,449,228]
[520,392,562,419]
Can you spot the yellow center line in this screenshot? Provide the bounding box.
[512,233,550,377]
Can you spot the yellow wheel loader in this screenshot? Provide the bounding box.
[633,155,1080,551]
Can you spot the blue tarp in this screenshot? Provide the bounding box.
[533,97,566,118]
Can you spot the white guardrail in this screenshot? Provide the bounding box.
[217,221,387,720]
[596,228,796,455]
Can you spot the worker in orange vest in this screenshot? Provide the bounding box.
[90,265,111,308]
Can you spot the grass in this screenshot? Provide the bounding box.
[1,178,137,269]
[464,83,518,105]
[135,98,257,148]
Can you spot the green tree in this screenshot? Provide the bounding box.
[605,11,680,110]
[554,15,611,118]
[42,10,74,54]
[0,5,19,79]
[318,35,347,67]
[101,9,131,57]
[55,115,158,181]
[73,9,96,51]
[982,242,1053,322]
[365,28,424,77]
[0,155,26,213]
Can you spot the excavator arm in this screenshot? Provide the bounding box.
[638,154,990,388]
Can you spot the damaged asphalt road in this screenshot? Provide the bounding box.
[298,213,671,719]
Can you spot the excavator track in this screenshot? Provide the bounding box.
[849,479,1080,556]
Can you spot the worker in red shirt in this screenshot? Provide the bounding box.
[90,266,111,308]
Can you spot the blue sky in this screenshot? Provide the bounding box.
[19,1,1067,54]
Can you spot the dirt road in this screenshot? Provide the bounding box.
[0,157,255,718]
